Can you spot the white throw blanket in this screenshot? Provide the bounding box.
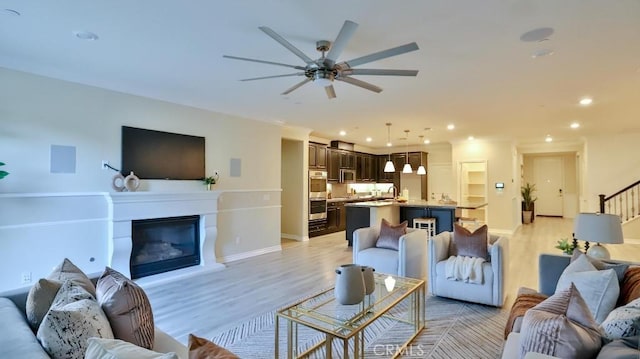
[445,255,485,284]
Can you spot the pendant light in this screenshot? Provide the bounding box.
[416,135,427,175]
[402,130,412,173]
[383,123,395,172]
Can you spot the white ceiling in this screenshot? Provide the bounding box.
[1,1,639,148]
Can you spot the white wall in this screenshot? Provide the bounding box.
[583,133,640,212]
[0,68,282,291]
[452,140,518,234]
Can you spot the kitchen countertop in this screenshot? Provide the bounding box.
[327,196,392,203]
[345,199,488,209]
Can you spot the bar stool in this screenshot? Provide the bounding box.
[413,217,436,239]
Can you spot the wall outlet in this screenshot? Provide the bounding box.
[214,170,220,176]
[101,160,109,170]
[21,272,32,284]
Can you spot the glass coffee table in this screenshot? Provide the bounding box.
[275,273,425,358]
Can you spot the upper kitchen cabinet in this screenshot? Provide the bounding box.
[377,155,396,183]
[356,153,376,182]
[339,151,356,170]
[309,142,327,169]
[327,148,341,182]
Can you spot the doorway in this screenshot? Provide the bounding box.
[281,139,306,241]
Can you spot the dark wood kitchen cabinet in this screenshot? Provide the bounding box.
[339,151,356,169]
[326,201,347,234]
[377,155,396,183]
[356,153,376,182]
[327,149,341,182]
[308,142,327,169]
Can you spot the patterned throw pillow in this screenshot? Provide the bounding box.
[375,218,408,251]
[85,337,178,359]
[188,334,240,359]
[37,281,114,359]
[556,253,620,323]
[97,267,155,349]
[601,298,640,340]
[449,224,488,260]
[519,283,602,358]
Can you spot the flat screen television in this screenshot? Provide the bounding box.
[121,126,205,180]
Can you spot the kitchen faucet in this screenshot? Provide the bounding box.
[388,185,398,198]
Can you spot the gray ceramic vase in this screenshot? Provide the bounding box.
[334,264,365,305]
[361,266,375,295]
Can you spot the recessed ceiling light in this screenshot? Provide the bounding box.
[423,139,430,144]
[365,137,372,142]
[545,135,553,143]
[447,124,455,130]
[570,122,580,129]
[339,130,346,136]
[386,142,392,147]
[74,31,99,41]
[2,8,21,16]
[468,136,475,141]
[579,98,593,106]
[531,49,554,58]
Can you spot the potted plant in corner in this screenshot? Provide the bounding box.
[203,173,219,191]
[521,182,537,224]
[0,162,9,180]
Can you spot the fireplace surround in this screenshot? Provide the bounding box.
[107,191,224,281]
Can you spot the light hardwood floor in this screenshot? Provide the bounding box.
[144,217,640,345]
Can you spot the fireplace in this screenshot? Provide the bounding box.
[130,215,201,279]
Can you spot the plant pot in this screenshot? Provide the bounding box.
[523,210,533,224]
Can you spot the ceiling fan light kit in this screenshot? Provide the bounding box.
[223,20,419,99]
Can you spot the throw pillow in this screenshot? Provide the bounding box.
[47,257,96,297]
[97,267,155,349]
[556,254,620,323]
[601,298,640,340]
[375,218,408,251]
[37,281,114,359]
[188,334,240,359]
[619,266,640,306]
[25,278,62,330]
[570,250,629,282]
[519,283,602,359]
[449,224,488,260]
[85,337,178,359]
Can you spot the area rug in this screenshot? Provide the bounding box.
[211,294,508,358]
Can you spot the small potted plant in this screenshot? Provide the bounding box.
[521,182,537,224]
[0,162,9,180]
[555,238,579,255]
[203,173,219,190]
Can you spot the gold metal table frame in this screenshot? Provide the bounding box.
[275,273,425,358]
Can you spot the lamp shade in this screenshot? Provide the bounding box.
[383,160,395,173]
[573,213,624,245]
[402,163,413,173]
[416,165,426,175]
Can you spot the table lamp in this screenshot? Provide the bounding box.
[573,213,624,259]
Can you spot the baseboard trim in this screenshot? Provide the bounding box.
[219,245,282,263]
[489,228,515,236]
[281,233,308,241]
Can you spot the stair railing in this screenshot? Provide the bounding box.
[599,179,640,222]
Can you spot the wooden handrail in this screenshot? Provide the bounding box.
[599,179,640,220]
[603,179,640,201]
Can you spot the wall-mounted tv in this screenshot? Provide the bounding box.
[121,126,205,180]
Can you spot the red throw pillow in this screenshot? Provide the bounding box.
[449,224,488,259]
[375,218,408,251]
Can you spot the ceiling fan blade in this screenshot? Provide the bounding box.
[223,55,306,70]
[325,85,336,99]
[341,68,419,76]
[240,73,305,82]
[282,78,312,95]
[336,76,383,93]
[259,26,315,65]
[324,20,358,68]
[342,42,419,68]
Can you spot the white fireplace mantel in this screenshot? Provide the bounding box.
[106,191,225,281]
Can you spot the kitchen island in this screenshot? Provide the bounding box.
[344,200,487,246]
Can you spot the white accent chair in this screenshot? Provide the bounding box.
[428,231,507,307]
[353,226,428,279]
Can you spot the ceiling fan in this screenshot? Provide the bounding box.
[223,20,419,99]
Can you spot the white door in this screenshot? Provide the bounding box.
[533,157,564,216]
